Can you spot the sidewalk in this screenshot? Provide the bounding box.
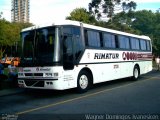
[0,88,24,97]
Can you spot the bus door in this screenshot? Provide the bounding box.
[63,35,74,70]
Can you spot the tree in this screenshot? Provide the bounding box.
[0,19,10,59]
[0,16,33,59]
[0,12,2,19]
[113,10,160,55]
[152,11,160,55]
[111,11,134,26]
[66,8,96,24]
[122,1,136,11]
[89,0,136,20]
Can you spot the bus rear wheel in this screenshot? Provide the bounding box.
[132,66,140,80]
[77,70,91,93]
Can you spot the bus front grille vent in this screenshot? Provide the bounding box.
[25,73,43,77]
[25,80,44,87]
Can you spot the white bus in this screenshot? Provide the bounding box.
[18,20,152,92]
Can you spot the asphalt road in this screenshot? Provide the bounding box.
[0,70,160,120]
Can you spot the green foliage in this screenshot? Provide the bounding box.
[131,10,160,55]
[66,8,96,24]
[89,0,136,20]
[110,10,160,55]
[106,10,160,55]
[0,15,33,59]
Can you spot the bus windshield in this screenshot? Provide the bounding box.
[21,27,60,66]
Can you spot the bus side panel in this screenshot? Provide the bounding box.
[139,61,152,75]
[119,62,134,79]
[79,49,152,84]
[83,63,132,84]
[90,64,121,83]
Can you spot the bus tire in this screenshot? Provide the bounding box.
[132,65,140,80]
[77,70,91,93]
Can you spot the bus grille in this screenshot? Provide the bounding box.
[25,73,43,77]
[25,80,44,87]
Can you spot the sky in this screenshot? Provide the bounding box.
[0,0,160,25]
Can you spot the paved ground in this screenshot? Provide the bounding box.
[0,70,160,120]
[0,88,24,97]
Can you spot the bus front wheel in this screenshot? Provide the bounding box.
[77,70,91,93]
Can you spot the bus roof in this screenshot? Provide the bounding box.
[21,20,151,40]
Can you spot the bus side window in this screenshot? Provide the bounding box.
[140,39,147,51]
[103,33,116,48]
[146,41,151,51]
[63,35,73,59]
[72,27,83,60]
[73,35,83,60]
[119,35,130,49]
[87,30,101,47]
[63,35,74,70]
[131,38,140,50]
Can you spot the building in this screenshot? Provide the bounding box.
[11,0,30,23]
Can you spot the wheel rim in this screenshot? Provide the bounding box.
[79,75,88,89]
[134,68,139,79]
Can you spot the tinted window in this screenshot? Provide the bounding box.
[63,27,72,34]
[140,39,147,50]
[63,36,73,57]
[63,35,74,70]
[72,27,80,35]
[119,35,130,49]
[72,27,83,60]
[87,31,100,47]
[23,27,55,62]
[146,41,151,51]
[103,33,116,48]
[131,38,140,50]
[63,26,83,60]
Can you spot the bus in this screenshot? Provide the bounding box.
[18,20,152,93]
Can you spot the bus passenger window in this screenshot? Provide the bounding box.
[74,35,83,60]
[87,31,100,47]
[63,36,73,57]
[119,35,130,49]
[63,35,74,70]
[146,41,151,51]
[103,33,116,48]
[131,38,140,50]
[140,39,147,51]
